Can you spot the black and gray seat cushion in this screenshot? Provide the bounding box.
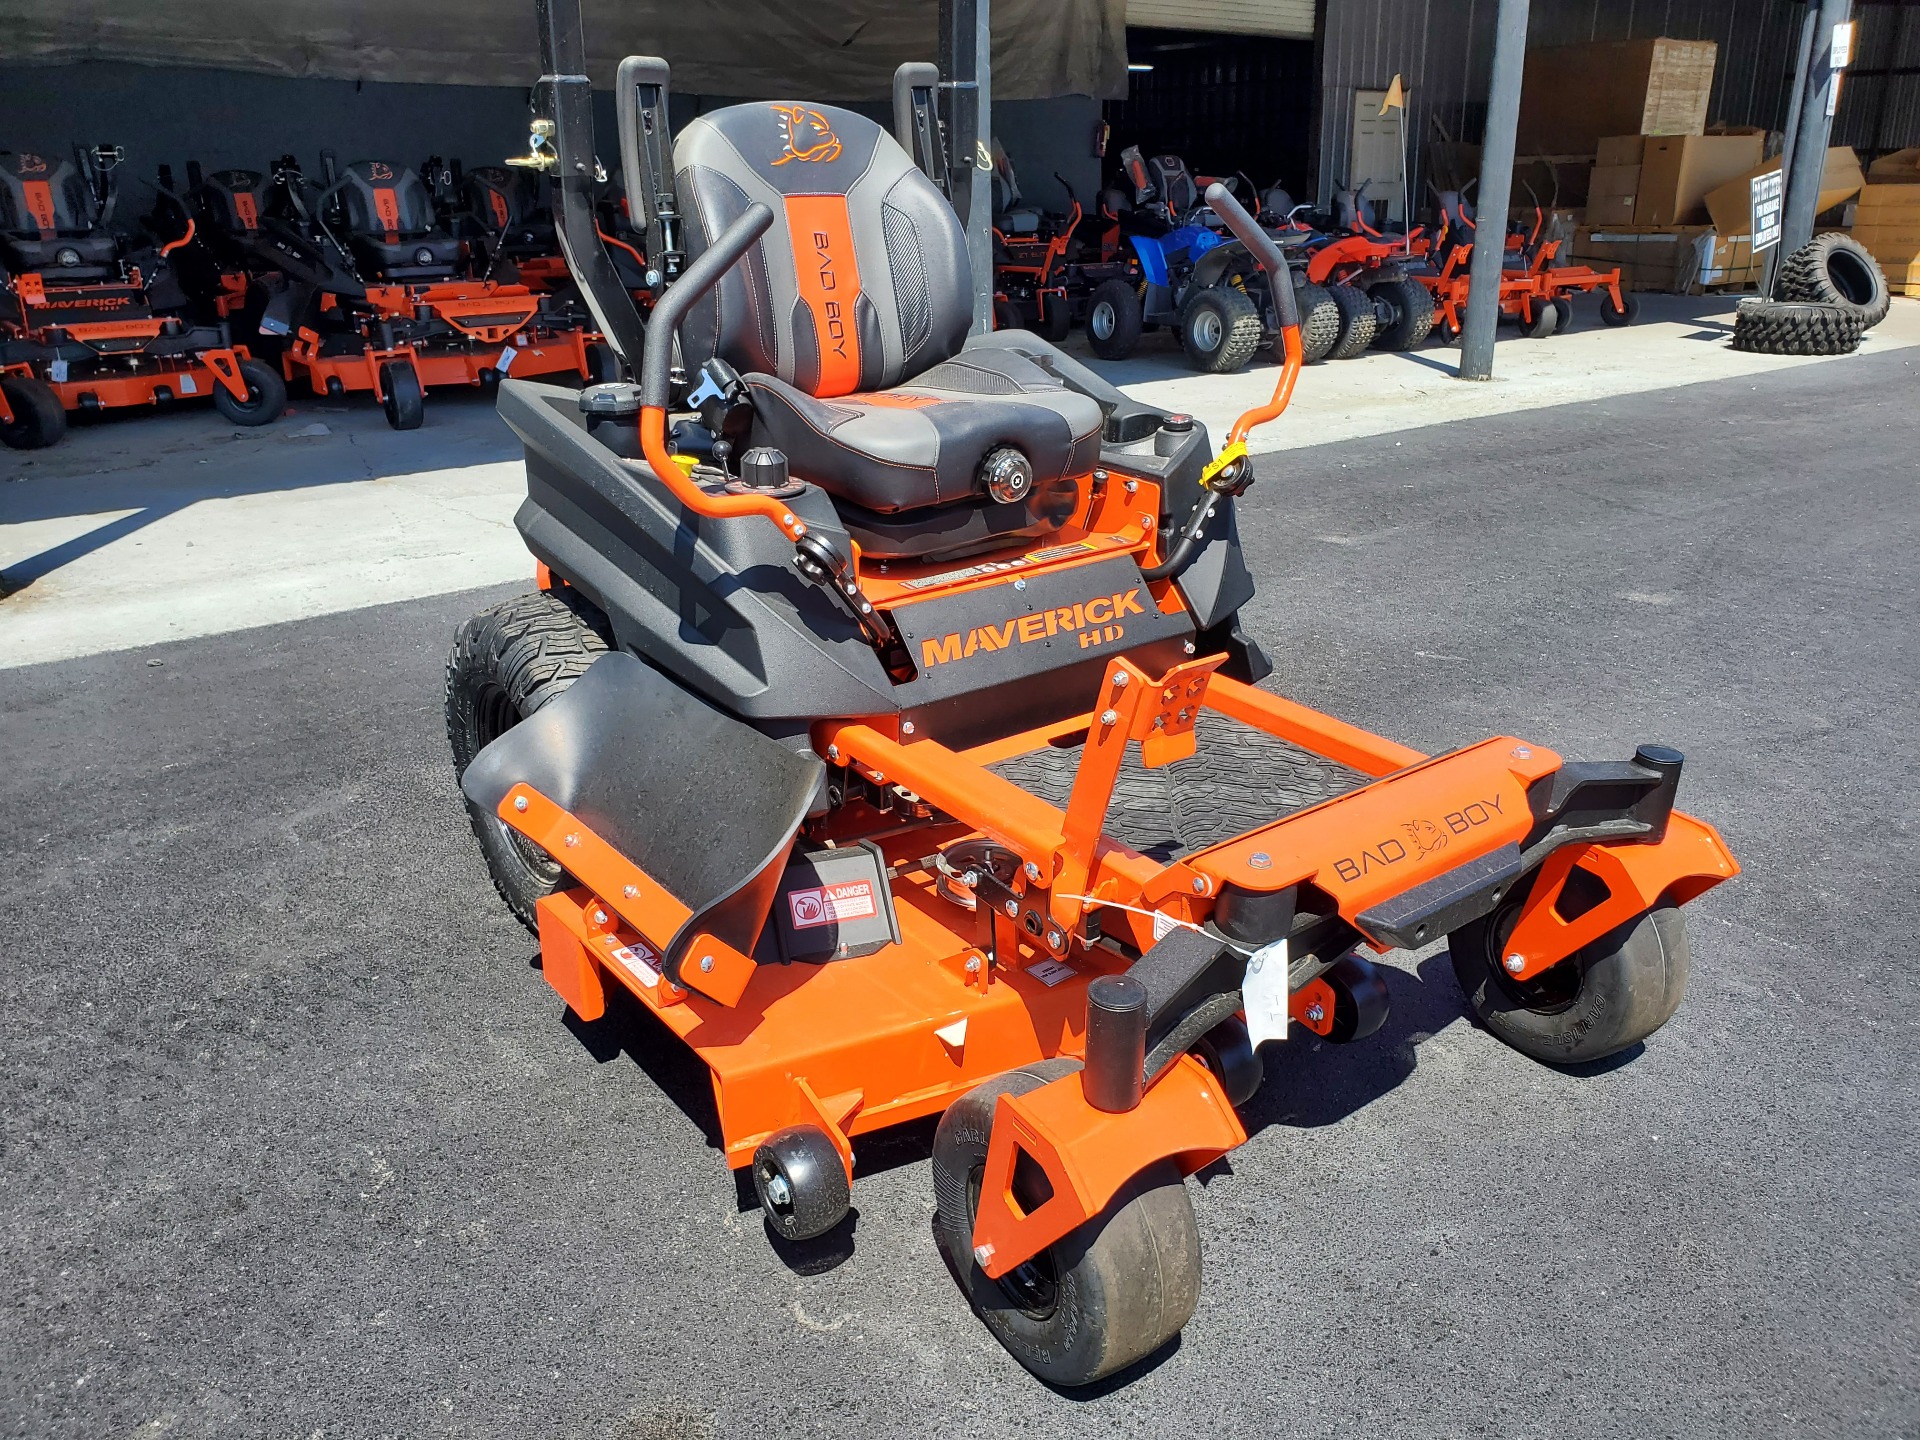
[672,102,1101,516]
[0,151,120,278]
[336,162,463,279]
[745,347,1102,514]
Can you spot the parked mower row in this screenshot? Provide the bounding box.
[1,143,610,449]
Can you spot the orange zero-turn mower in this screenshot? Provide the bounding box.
[445,9,1740,1389]
[281,154,605,428]
[0,146,285,450]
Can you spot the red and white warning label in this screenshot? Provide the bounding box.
[787,881,878,929]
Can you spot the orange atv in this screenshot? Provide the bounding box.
[0,145,284,450]
[445,4,1740,1390]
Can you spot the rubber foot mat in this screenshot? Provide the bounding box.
[988,710,1372,862]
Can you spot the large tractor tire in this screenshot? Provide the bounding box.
[1177,284,1263,373]
[1730,298,1865,356]
[1368,277,1436,351]
[446,587,613,929]
[1293,282,1343,363]
[1775,232,1891,329]
[1325,282,1377,360]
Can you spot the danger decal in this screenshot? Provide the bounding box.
[788,881,878,929]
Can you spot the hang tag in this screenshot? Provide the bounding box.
[1242,939,1290,1048]
[179,374,197,394]
[496,345,517,374]
[49,359,69,383]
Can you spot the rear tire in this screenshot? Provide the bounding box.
[1177,284,1262,373]
[1450,894,1691,1065]
[1325,282,1377,359]
[446,587,613,930]
[933,1058,1202,1387]
[0,373,67,450]
[1731,297,1864,356]
[1294,282,1342,363]
[211,357,287,427]
[1776,232,1890,329]
[379,358,425,429]
[1368,277,1436,351]
[1086,278,1144,360]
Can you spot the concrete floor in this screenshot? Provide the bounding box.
[4,294,1917,670]
[2,305,1918,1438]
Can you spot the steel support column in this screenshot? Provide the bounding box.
[1458,0,1529,382]
[939,0,993,334]
[1781,0,1854,262]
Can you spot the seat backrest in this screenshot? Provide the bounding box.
[674,102,971,400]
[337,162,440,238]
[0,151,96,236]
[467,166,536,230]
[200,169,269,232]
[1149,155,1196,217]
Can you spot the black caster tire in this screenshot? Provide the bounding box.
[1450,895,1690,1065]
[379,358,425,430]
[0,373,67,450]
[212,357,287,427]
[933,1057,1201,1388]
[1520,302,1559,339]
[1036,298,1073,342]
[583,340,620,383]
[1435,313,1462,346]
[993,298,1025,333]
[1551,297,1575,335]
[1322,953,1391,1043]
[753,1125,852,1242]
[1085,278,1143,360]
[1600,290,1639,327]
[445,587,612,930]
[1191,1016,1262,1106]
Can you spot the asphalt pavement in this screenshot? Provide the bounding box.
[3,348,1916,1438]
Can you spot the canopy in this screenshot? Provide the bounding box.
[0,0,1128,101]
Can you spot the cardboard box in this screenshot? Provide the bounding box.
[1634,133,1766,225]
[1866,148,1920,183]
[1697,232,1766,289]
[1705,147,1864,235]
[1587,165,1640,226]
[1852,183,1920,283]
[1572,223,1713,292]
[1597,135,1647,167]
[1519,39,1717,155]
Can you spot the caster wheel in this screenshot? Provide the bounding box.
[1036,299,1073,342]
[583,340,620,383]
[1520,302,1559,339]
[1192,1015,1262,1106]
[1600,290,1639,326]
[1552,297,1575,334]
[379,358,425,430]
[1322,953,1391,1043]
[933,1058,1201,1388]
[211,357,287,427]
[753,1125,850,1242]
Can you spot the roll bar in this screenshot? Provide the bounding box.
[639,203,773,410]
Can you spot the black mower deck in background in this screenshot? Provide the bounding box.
[1,350,1914,1438]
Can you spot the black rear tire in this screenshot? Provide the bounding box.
[1450,894,1690,1065]
[1085,278,1144,360]
[379,358,425,430]
[211,357,287,427]
[1294,282,1342,363]
[1776,232,1891,329]
[1731,297,1864,356]
[446,587,613,929]
[933,1058,1202,1387]
[0,373,67,450]
[1177,284,1263,373]
[1368,277,1436,351]
[1600,290,1638,327]
[1325,282,1377,359]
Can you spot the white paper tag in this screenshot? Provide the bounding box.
[179,374,197,394]
[49,359,69,383]
[1026,958,1075,988]
[1242,939,1290,1047]
[496,345,517,374]
[610,942,660,988]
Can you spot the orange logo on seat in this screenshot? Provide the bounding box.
[18,153,48,174]
[368,162,395,180]
[770,106,842,166]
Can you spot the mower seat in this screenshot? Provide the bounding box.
[1148,154,1198,221]
[673,102,1102,526]
[0,151,120,278]
[198,169,271,234]
[336,162,464,280]
[466,166,556,256]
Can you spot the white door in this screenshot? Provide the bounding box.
[1349,89,1409,223]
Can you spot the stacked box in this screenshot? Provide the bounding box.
[1852,184,1920,297]
[1635,134,1765,225]
[1520,39,1717,156]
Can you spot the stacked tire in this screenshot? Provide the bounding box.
[1734,234,1889,357]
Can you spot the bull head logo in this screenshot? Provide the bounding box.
[770,105,842,166]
